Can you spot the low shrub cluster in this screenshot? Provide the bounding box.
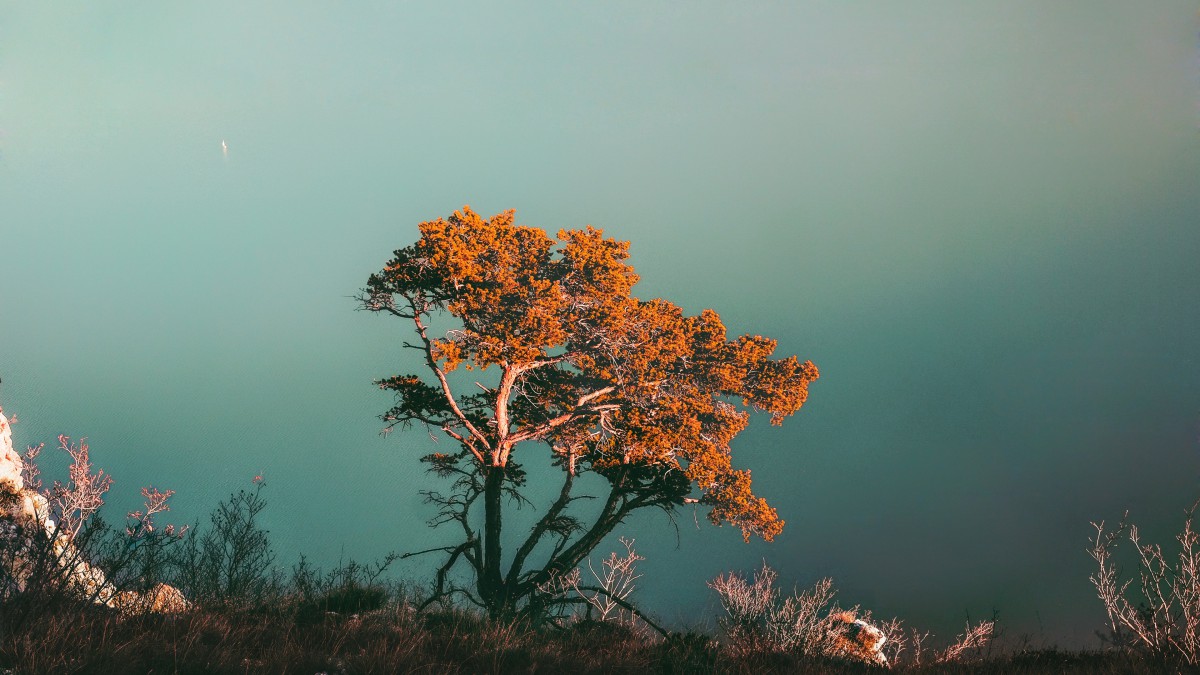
[4,421,1200,673]
[707,562,998,668]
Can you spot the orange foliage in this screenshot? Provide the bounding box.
[365,206,818,542]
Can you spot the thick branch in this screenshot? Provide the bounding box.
[507,469,576,588]
[506,386,618,444]
[518,469,633,593]
[416,539,478,612]
[409,305,489,464]
[549,487,647,581]
[570,585,669,637]
[440,426,479,458]
[493,365,520,464]
[402,544,467,564]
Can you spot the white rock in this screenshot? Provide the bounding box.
[826,611,889,667]
[0,410,23,492]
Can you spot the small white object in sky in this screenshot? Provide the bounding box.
[221,139,229,158]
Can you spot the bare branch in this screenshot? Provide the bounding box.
[408,306,490,464]
[506,387,617,444]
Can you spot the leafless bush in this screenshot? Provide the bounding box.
[707,562,782,651]
[102,487,189,598]
[708,562,846,658]
[535,538,641,620]
[903,623,934,666]
[171,480,280,611]
[535,537,664,634]
[578,537,644,622]
[708,563,993,668]
[1089,500,1200,664]
[19,440,43,492]
[872,616,930,666]
[45,435,113,540]
[936,618,996,663]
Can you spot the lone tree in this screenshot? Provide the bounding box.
[360,206,818,621]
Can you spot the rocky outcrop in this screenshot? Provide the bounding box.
[826,611,888,667]
[0,406,189,614]
[0,413,52,538]
[0,409,21,489]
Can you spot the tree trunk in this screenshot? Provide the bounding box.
[481,464,508,617]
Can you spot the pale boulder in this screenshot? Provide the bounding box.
[0,409,22,492]
[826,611,889,667]
[112,582,191,615]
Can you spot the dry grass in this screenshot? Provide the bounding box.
[15,577,1189,675]
[1,601,656,674]
[4,601,1186,675]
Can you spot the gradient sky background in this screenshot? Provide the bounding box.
[2,2,1199,646]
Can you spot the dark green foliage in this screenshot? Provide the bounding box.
[332,584,388,614]
[290,555,397,627]
[656,631,720,674]
[420,605,489,635]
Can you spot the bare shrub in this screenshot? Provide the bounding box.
[1089,500,1200,664]
[91,486,188,609]
[937,618,996,663]
[19,440,43,492]
[171,480,280,610]
[872,616,923,666]
[708,563,996,668]
[572,537,644,622]
[707,562,783,652]
[534,538,665,635]
[45,435,113,540]
[708,562,852,659]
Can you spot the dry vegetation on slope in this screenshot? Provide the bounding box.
[4,403,1200,673]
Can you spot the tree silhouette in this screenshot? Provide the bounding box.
[359,207,819,620]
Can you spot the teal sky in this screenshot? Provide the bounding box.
[2,2,1199,645]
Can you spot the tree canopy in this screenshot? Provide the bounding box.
[360,206,818,617]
